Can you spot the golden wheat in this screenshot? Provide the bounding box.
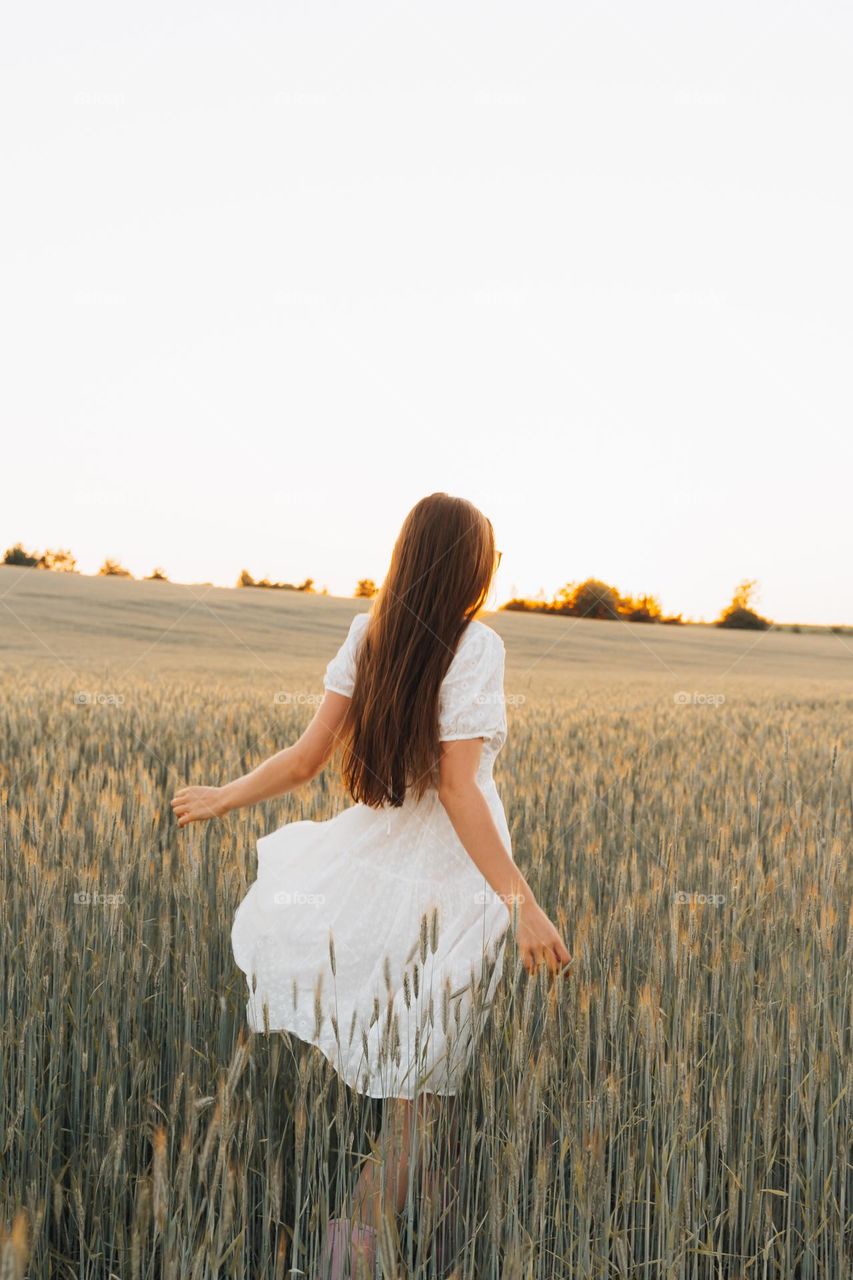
[0,583,851,1277]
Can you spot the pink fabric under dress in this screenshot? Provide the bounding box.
[230,612,513,1099]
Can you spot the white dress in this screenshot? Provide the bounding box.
[230,613,513,1099]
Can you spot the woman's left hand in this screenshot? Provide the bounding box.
[171,785,231,828]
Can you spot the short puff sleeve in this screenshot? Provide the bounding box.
[438,624,506,742]
[323,612,369,697]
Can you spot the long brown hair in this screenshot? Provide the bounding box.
[340,493,497,808]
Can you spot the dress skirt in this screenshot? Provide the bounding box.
[231,783,513,1099]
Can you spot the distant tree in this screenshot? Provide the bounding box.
[619,592,663,623]
[98,559,133,578]
[716,579,772,630]
[355,578,378,598]
[145,567,169,581]
[732,580,759,611]
[500,597,549,613]
[3,542,41,567]
[238,570,315,591]
[501,578,684,623]
[560,578,622,620]
[38,548,77,572]
[548,581,576,614]
[3,544,79,571]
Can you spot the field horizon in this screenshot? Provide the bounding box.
[2,564,852,691]
[2,559,851,634]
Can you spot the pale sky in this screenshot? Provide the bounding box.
[2,2,850,624]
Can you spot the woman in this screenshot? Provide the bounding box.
[172,492,571,1278]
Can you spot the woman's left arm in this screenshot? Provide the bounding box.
[171,690,351,828]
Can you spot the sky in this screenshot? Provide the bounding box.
[1,1,851,624]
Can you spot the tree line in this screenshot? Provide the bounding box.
[1,543,778,629]
[502,576,773,630]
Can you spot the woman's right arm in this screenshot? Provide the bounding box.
[171,689,352,828]
[437,737,572,977]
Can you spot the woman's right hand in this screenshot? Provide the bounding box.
[513,897,572,977]
[171,784,232,828]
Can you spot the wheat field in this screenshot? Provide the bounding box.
[0,567,851,1278]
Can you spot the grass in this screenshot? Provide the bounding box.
[0,568,851,1277]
